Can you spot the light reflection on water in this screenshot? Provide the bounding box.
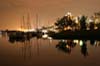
[0,35,100,66]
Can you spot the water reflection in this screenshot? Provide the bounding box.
[6,34,100,57]
[8,35,31,43]
[1,34,100,66]
[7,34,33,60]
[56,39,100,57]
[90,40,95,46]
[0,31,7,38]
[80,40,88,57]
[90,40,100,47]
[56,40,76,54]
[21,40,33,60]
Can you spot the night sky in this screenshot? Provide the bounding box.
[0,0,100,30]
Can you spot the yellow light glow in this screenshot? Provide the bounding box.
[73,40,79,44]
[64,27,67,31]
[66,45,70,49]
[79,40,83,46]
[64,26,72,31]
[42,34,48,39]
[17,28,27,32]
[94,26,98,30]
[17,28,36,32]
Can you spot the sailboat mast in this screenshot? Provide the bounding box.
[22,15,25,30]
[27,13,31,30]
[20,16,23,31]
[36,13,39,29]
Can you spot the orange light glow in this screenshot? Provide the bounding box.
[66,45,71,49]
[17,28,36,32]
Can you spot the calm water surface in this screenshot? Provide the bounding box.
[0,34,100,66]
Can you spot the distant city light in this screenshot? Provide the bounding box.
[73,40,79,44]
[42,29,48,33]
[65,12,72,16]
[74,17,79,24]
[95,19,100,24]
[17,28,36,32]
[88,19,93,23]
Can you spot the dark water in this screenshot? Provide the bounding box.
[0,34,100,66]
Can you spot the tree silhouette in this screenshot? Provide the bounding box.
[55,15,74,31]
[90,22,95,30]
[96,23,100,30]
[94,12,100,30]
[79,16,87,30]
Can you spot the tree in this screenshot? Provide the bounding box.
[90,22,95,30]
[79,15,87,30]
[55,15,74,31]
[96,23,100,30]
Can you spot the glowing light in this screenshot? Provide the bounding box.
[95,41,100,47]
[64,27,67,31]
[79,40,83,46]
[48,37,52,40]
[67,26,72,30]
[17,28,26,32]
[42,34,48,39]
[66,45,70,49]
[65,12,72,16]
[42,29,48,33]
[50,29,59,33]
[95,18,100,24]
[74,17,79,24]
[62,40,65,42]
[88,19,93,23]
[94,26,98,30]
[73,40,79,44]
[17,28,36,32]
[64,26,72,31]
[28,29,36,32]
